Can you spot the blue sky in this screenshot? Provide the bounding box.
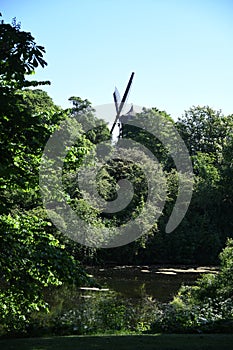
[1,0,233,120]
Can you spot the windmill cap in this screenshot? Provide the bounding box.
[119,105,136,123]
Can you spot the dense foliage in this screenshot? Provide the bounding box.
[7,241,233,337]
[0,17,92,335]
[96,106,233,265]
[150,239,233,333]
[26,288,156,336]
[1,15,233,336]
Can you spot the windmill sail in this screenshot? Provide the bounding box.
[113,87,121,114]
[110,72,135,135]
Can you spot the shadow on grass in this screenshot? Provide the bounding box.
[1,334,233,350]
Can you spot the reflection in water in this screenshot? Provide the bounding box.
[96,274,198,302]
[35,266,217,336]
[85,266,210,302]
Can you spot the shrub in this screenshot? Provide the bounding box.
[150,239,233,333]
[26,288,159,336]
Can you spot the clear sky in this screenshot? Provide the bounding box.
[1,0,233,120]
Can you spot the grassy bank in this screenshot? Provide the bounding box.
[1,334,233,350]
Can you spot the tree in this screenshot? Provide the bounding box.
[176,106,233,162]
[218,133,233,241]
[119,107,176,169]
[0,210,89,335]
[177,238,233,303]
[95,146,166,263]
[68,96,110,144]
[150,239,233,333]
[0,17,91,334]
[0,16,48,91]
[0,16,55,213]
[0,88,64,213]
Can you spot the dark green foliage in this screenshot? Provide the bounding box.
[0,16,49,90]
[176,106,233,160]
[97,105,233,266]
[0,212,89,335]
[121,107,176,170]
[150,240,233,333]
[0,17,92,334]
[26,287,156,336]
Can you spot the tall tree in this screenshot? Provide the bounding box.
[0,17,90,334]
[119,107,176,169]
[176,106,233,162]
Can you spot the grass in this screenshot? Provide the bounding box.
[1,334,233,350]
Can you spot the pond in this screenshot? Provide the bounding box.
[85,265,218,302]
[33,265,218,336]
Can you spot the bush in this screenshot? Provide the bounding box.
[25,287,158,336]
[150,239,233,333]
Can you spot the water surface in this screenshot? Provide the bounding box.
[85,265,217,302]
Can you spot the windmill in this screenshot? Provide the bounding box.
[110,72,135,138]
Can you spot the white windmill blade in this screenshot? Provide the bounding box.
[111,72,135,135]
[113,87,121,114]
[115,87,121,109]
[113,86,131,115]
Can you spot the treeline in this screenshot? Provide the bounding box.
[88,106,233,266]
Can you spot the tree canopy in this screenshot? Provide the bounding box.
[0,17,92,334]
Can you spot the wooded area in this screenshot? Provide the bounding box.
[1,16,233,337]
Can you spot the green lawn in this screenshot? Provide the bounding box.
[1,334,233,350]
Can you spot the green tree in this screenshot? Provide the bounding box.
[161,153,222,265]
[177,238,233,303]
[176,106,233,162]
[0,16,58,213]
[0,17,91,334]
[0,88,64,213]
[68,95,110,144]
[0,16,48,90]
[150,239,233,333]
[120,107,176,169]
[217,133,233,241]
[0,211,89,335]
